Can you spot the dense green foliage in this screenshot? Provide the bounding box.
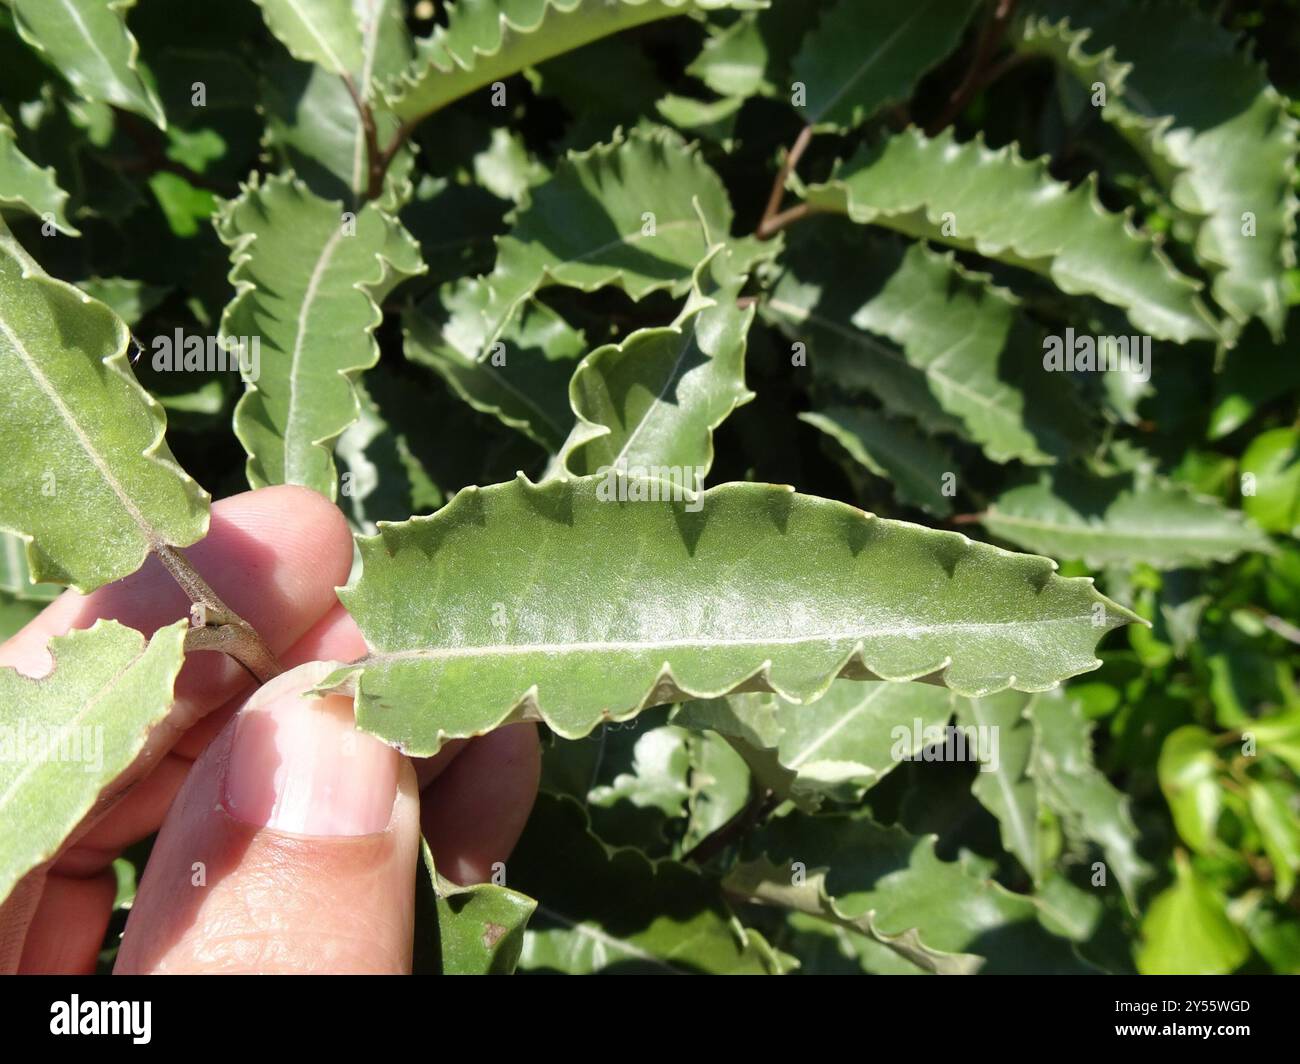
[1,0,1299,974]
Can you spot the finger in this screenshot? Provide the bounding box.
[115,663,420,974]
[421,723,540,886]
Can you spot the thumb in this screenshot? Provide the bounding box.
[115,663,420,974]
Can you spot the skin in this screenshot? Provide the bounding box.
[0,485,541,974]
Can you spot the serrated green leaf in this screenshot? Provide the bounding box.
[0,107,77,235]
[682,680,954,809]
[216,173,425,500]
[252,0,364,75]
[767,224,1089,466]
[465,126,740,351]
[729,809,1096,973]
[383,0,760,125]
[984,468,1271,569]
[11,0,165,128]
[802,127,1222,343]
[0,618,187,906]
[791,0,980,130]
[555,246,755,484]
[510,793,784,973]
[0,221,209,592]
[801,407,956,517]
[404,279,584,452]
[1013,0,1299,338]
[416,838,535,975]
[327,472,1136,756]
[1136,851,1249,974]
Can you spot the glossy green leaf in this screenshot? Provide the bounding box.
[1241,427,1300,537]
[1136,851,1249,975]
[1013,0,1299,337]
[555,247,755,483]
[802,127,1222,343]
[464,126,744,350]
[1247,780,1300,901]
[1158,725,1224,855]
[766,225,1090,466]
[327,473,1136,755]
[510,793,784,973]
[252,0,364,75]
[801,407,956,517]
[984,469,1271,570]
[0,619,188,906]
[729,810,1096,973]
[0,531,61,603]
[216,173,425,499]
[11,0,166,128]
[679,679,954,808]
[404,279,584,452]
[0,221,209,592]
[791,0,980,130]
[384,0,762,125]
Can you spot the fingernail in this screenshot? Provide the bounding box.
[223,687,399,836]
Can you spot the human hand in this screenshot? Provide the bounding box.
[0,486,540,974]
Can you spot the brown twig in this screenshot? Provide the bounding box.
[155,545,282,683]
[756,125,815,240]
[113,111,237,197]
[928,0,1019,135]
[683,788,777,865]
[341,74,417,202]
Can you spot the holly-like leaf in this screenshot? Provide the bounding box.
[0,618,188,907]
[383,0,762,125]
[801,127,1222,343]
[510,793,785,973]
[324,473,1136,756]
[679,679,954,808]
[555,247,755,484]
[0,107,77,235]
[791,0,981,130]
[984,469,1271,570]
[404,279,585,452]
[800,407,956,517]
[0,221,209,592]
[216,173,425,500]
[727,810,1096,973]
[463,126,746,351]
[766,224,1090,466]
[1013,0,1300,338]
[415,839,535,975]
[11,0,166,128]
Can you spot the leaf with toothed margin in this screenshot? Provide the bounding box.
[0,619,188,908]
[800,127,1223,343]
[677,679,954,810]
[216,173,425,500]
[791,0,982,131]
[404,278,586,453]
[321,473,1137,756]
[382,0,765,125]
[460,126,754,352]
[725,808,1098,973]
[0,107,78,235]
[10,0,166,128]
[0,219,209,593]
[1012,0,1299,339]
[509,793,788,974]
[553,245,755,484]
[983,468,1272,570]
